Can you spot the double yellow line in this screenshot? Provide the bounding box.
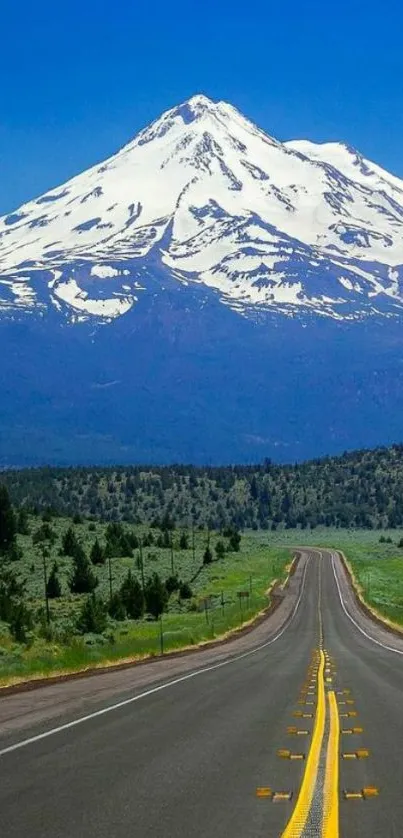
[281,650,340,838]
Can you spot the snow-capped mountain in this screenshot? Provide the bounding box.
[2,93,403,322]
[2,94,403,468]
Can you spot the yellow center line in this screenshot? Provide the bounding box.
[280,649,326,837]
[322,690,340,836]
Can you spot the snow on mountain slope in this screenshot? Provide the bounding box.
[286,139,403,197]
[1,94,403,322]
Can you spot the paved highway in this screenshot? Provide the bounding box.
[0,549,402,837]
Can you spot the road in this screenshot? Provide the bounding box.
[0,549,403,837]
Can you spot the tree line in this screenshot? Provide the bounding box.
[3,444,403,529]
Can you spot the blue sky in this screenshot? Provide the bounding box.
[1,0,402,213]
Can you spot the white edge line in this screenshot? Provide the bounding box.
[0,555,311,758]
[331,550,403,656]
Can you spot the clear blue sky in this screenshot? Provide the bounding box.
[1,0,402,213]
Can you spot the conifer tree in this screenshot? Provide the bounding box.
[17,508,30,536]
[215,540,226,559]
[179,581,192,600]
[70,544,97,594]
[145,573,168,619]
[76,594,107,634]
[203,546,213,565]
[0,485,16,554]
[62,526,79,556]
[108,591,126,620]
[120,570,144,619]
[179,532,189,550]
[90,538,105,565]
[46,561,62,598]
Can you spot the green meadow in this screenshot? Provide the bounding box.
[0,518,290,686]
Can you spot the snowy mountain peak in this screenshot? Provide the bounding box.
[135,93,219,141]
[1,95,403,323]
[174,92,217,116]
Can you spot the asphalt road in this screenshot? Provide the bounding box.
[0,549,402,837]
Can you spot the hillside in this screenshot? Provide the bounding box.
[3,444,403,529]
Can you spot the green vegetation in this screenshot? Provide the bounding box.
[4,443,403,687]
[269,526,403,629]
[0,486,289,686]
[4,445,403,529]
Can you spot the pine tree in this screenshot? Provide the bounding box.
[17,508,30,535]
[0,565,32,641]
[0,565,25,623]
[128,531,139,549]
[165,574,179,594]
[70,544,98,594]
[62,526,79,556]
[228,530,241,552]
[46,561,62,598]
[179,581,192,600]
[179,532,189,550]
[9,601,32,643]
[145,573,168,619]
[0,485,16,554]
[215,540,226,559]
[90,538,105,565]
[108,591,126,620]
[120,570,144,619]
[32,522,56,546]
[203,546,213,565]
[119,533,133,557]
[76,594,107,634]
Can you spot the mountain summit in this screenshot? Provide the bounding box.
[1,95,403,322]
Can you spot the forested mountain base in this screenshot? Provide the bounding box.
[3,444,403,529]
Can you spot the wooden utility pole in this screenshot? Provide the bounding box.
[42,546,50,625]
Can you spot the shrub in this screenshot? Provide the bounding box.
[179,581,192,600]
[7,542,23,562]
[165,574,180,594]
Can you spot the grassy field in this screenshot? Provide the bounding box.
[0,519,291,686]
[4,520,403,687]
[265,527,403,628]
